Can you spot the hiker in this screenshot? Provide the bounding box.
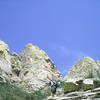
[49,80,60,97]
[38,77,60,96]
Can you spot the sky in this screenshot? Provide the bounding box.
[0,0,100,76]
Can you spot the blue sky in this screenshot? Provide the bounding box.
[0,0,100,75]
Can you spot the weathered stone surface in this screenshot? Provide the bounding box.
[64,57,100,80]
[17,44,60,92]
[0,41,61,93]
[47,88,100,100]
[60,57,100,100]
[1,40,100,100]
[0,41,12,82]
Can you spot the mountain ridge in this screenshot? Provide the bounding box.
[0,40,61,93]
[0,40,100,100]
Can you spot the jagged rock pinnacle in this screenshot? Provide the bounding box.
[0,40,9,51]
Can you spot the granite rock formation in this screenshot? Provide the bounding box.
[1,40,100,100]
[56,57,100,100]
[64,57,100,80]
[0,40,61,93]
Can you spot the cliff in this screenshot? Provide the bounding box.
[0,40,60,93]
[0,40,100,100]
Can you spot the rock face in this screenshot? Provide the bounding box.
[57,57,100,100]
[1,40,100,100]
[0,41,60,93]
[48,88,100,100]
[0,41,12,82]
[64,57,100,80]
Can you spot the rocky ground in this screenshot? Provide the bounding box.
[47,84,100,100]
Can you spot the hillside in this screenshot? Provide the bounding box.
[0,40,100,100]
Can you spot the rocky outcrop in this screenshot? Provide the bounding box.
[0,41,12,82]
[46,57,100,100]
[1,40,100,100]
[47,88,100,100]
[59,57,100,100]
[0,40,61,93]
[64,57,100,80]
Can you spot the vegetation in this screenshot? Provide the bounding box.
[61,80,95,93]
[82,83,94,91]
[0,82,48,100]
[63,82,79,93]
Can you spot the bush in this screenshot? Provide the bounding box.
[63,82,79,93]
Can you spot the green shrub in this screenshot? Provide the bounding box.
[62,81,94,93]
[63,82,80,93]
[82,83,94,91]
[94,80,100,88]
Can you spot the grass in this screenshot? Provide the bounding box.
[0,82,48,100]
